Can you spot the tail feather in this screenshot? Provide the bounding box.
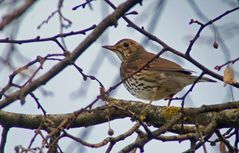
[200,76,217,83]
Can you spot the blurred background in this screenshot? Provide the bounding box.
[0,0,239,152]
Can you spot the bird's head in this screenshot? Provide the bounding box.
[103,39,144,62]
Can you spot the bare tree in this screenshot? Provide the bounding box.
[0,0,239,153]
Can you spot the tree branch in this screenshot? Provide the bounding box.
[0,0,36,30]
[0,98,239,130]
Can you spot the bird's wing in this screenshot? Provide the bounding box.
[149,57,193,75]
[131,51,193,75]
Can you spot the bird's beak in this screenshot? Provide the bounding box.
[103,45,123,61]
[102,45,116,51]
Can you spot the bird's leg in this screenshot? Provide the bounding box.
[139,87,158,121]
[166,94,175,106]
[149,87,159,104]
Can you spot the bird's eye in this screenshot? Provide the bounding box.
[123,42,129,48]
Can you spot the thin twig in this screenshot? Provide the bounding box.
[0,126,10,153]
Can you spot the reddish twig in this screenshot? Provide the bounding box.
[215,56,239,71]
[61,122,140,150]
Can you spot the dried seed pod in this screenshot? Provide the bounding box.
[223,65,237,86]
[108,127,114,136]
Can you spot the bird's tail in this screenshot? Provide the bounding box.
[199,76,217,83]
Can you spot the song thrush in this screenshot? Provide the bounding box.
[103,39,215,104]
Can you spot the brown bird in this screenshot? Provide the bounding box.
[103,39,215,105]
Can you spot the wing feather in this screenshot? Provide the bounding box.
[126,51,193,75]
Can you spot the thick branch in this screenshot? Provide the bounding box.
[0,98,239,130]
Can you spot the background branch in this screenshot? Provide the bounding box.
[0,0,36,30]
